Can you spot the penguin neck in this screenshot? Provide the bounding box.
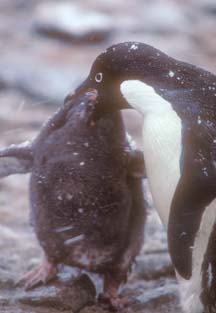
[120,80,175,116]
[120,79,182,225]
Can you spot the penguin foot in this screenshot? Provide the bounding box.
[99,271,129,310]
[98,293,129,311]
[110,296,130,310]
[17,258,58,290]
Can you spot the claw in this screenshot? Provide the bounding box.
[17,258,58,290]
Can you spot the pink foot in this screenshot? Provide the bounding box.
[110,296,129,310]
[99,293,129,311]
[99,271,129,310]
[17,258,58,290]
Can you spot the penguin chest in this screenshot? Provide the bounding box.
[142,111,182,225]
[120,80,182,226]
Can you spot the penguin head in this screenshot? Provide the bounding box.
[76,42,172,117]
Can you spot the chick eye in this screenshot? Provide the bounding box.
[95,72,103,83]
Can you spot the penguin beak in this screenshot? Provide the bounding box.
[75,77,130,111]
[64,78,91,104]
[75,77,91,95]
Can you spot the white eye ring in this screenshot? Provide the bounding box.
[95,72,103,83]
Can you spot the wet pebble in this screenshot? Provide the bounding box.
[195,0,216,15]
[135,2,190,34]
[13,274,95,312]
[135,253,174,280]
[33,2,113,44]
[0,55,84,105]
[121,278,181,313]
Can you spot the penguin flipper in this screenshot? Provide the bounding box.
[168,150,216,280]
[0,142,33,177]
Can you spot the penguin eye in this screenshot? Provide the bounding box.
[95,72,103,83]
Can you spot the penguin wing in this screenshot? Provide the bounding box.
[168,126,216,280]
[0,142,33,177]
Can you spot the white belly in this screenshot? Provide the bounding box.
[142,111,182,226]
[120,79,182,226]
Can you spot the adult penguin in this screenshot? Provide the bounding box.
[75,42,216,313]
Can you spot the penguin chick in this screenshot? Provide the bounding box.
[6,89,146,308]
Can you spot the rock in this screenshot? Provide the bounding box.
[194,0,216,15]
[191,20,216,58]
[0,0,36,11]
[0,54,85,106]
[135,253,174,280]
[80,305,110,313]
[33,2,113,44]
[1,273,96,312]
[135,2,190,34]
[0,268,15,291]
[121,278,181,313]
[144,207,168,254]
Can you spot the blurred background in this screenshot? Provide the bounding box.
[0,1,215,312]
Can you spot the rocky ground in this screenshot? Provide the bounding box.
[0,0,215,312]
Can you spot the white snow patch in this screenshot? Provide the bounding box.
[168,70,175,78]
[64,234,85,245]
[130,44,138,51]
[36,3,112,36]
[208,263,213,288]
[126,132,137,150]
[197,116,202,125]
[79,254,90,265]
[66,193,73,200]
[203,167,208,177]
[55,225,74,233]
